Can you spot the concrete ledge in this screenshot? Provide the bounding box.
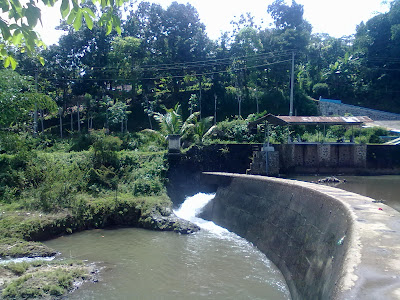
[201,172,400,300]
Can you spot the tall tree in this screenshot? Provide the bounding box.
[0,69,56,130]
[0,0,125,67]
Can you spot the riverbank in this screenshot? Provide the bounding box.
[0,260,97,299]
[0,132,199,298]
[0,194,199,298]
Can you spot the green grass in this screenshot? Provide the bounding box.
[1,262,88,299]
[0,131,172,298]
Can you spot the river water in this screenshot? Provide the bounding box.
[44,193,290,300]
[289,175,400,212]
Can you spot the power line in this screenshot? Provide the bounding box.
[82,49,295,72]
[40,59,292,82]
[139,50,293,67]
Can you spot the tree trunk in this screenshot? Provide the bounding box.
[40,109,44,133]
[77,100,81,132]
[256,95,259,114]
[33,103,38,136]
[59,108,63,138]
[214,93,217,125]
[146,95,153,129]
[70,110,73,132]
[106,110,109,132]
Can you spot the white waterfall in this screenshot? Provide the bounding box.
[174,192,230,236]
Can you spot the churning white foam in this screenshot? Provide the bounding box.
[0,256,55,265]
[174,193,230,236]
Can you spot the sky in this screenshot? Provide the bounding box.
[36,0,391,45]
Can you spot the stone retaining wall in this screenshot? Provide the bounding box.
[201,173,400,300]
[167,144,400,206]
[319,101,400,120]
[277,143,367,174]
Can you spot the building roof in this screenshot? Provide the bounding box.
[249,114,374,128]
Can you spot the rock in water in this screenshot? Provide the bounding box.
[139,208,200,234]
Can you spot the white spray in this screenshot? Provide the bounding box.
[174,193,230,236]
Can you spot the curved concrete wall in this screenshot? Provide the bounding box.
[200,173,400,300]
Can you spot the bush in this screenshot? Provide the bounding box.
[4,262,30,275]
[344,126,388,144]
[91,130,122,168]
[69,133,96,151]
[118,131,166,152]
[0,132,39,154]
[312,83,330,98]
[119,151,167,197]
[21,152,91,211]
[0,131,168,213]
[212,118,252,143]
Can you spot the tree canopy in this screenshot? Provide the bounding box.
[2,0,400,136]
[0,0,126,68]
[0,69,56,128]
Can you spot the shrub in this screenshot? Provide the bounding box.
[4,262,30,275]
[0,132,39,154]
[118,131,166,152]
[69,133,96,151]
[212,118,252,143]
[312,83,330,98]
[91,130,122,168]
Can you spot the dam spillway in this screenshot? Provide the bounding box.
[200,172,400,300]
[44,193,290,299]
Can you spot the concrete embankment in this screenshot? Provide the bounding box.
[200,173,400,300]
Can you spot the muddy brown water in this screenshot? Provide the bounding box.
[44,176,400,299]
[289,175,400,212]
[44,194,290,300]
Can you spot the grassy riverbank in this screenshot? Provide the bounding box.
[0,130,191,298]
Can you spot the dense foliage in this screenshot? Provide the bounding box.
[0,130,167,208]
[0,2,397,294]
[0,0,126,68]
[1,0,398,138]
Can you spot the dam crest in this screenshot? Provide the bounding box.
[200,172,400,300]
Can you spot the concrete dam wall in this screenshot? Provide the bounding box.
[200,173,400,300]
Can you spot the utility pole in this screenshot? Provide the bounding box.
[199,79,202,119]
[289,51,295,116]
[235,80,242,117]
[255,89,259,114]
[59,107,63,138]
